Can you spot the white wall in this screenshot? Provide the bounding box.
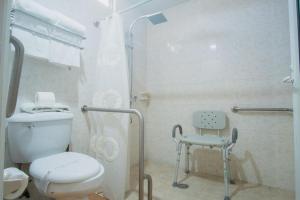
[145,0,294,191]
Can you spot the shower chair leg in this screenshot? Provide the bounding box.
[223,148,230,200]
[173,142,182,186]
[173,142,188,188]
[227,157,235,184]
[185,144,190,174]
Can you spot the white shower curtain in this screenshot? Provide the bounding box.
[92,13,130,200]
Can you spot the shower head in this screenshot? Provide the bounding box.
[129,11,167,33]
[147,12,167,25]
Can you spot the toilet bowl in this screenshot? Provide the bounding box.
[30,152,104,200]
[7,112,105,200]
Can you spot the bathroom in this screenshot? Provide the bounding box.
[0,0,299,200]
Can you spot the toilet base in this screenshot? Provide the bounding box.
[56,197,88,200]
[33,168,104,200]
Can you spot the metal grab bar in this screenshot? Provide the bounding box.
[232,106,293,113]
[144,174,152,200]
[81,105,152,200]
[6,35,24,118]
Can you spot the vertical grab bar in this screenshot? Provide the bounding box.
[144,174,153,200]
[81,105,153,200]
[6,35,24,118]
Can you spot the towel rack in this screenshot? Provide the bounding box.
[10,9,85,49]
[231,106,293,113]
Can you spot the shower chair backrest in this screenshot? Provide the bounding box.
[192,111,226,135]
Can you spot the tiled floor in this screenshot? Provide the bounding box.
[126,162,295,200]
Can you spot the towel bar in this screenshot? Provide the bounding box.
[11,9,85,49]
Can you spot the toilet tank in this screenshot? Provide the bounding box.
[7,112,73,163]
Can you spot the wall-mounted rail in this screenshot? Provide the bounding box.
[11,9,85,49]
[231,106,293,113]
[6,35,24,118]
[81,105,152,200]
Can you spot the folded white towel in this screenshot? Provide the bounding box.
[13,0,86,37]
[49,40,81,67]
[13,0,57,24]
[54,11,86,36]
[12,0,85,67]
[21,103,70,114]
[12,28,50,60]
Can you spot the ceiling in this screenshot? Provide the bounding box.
[117,0,189,15]
[93,0,190,21]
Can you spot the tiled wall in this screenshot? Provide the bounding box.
[145,0,294,190]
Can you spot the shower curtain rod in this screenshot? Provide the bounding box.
[101,0,152,20]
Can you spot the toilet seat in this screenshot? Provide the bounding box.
[30,152,102,184]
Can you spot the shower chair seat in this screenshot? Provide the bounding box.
[171,111,238,200]
[180,134,227,147]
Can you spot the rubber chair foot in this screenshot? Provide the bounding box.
[230,179,236,184]
[172,182,189,189]
[224,196,230,200]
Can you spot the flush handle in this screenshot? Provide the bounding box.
[25,123,35,129]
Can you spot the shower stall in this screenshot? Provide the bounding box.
[0,0,299,200]
[125,0,297,200]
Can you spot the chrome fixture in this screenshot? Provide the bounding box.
[231,106,293,113]
[147,12,167,25]
[6,35,24,118]
[81,105,152,200]
[128,12,167,107]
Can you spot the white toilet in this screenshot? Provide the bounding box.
[7,112,104,200]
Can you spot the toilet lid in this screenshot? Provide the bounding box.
[29,152,102,184]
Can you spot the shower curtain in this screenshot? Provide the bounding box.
[92,13,130,200]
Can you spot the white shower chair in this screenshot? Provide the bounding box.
[172,111,238,200]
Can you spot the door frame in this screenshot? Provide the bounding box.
[0,0,11,199]
[289,0,300,199]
